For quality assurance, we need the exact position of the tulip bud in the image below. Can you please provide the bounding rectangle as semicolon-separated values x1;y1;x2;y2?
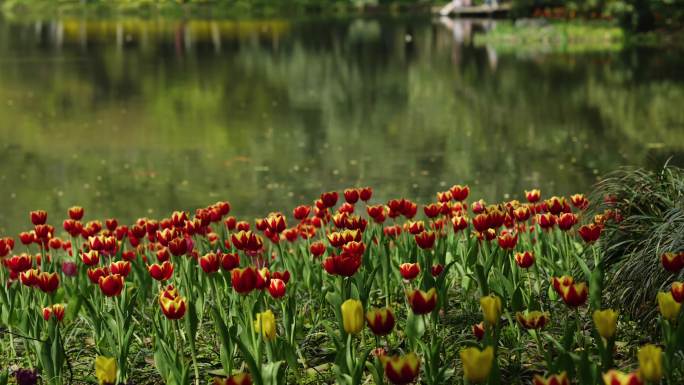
592;309;618;339
268;278;286;299
516;310;549;330
533;372;569;385
341;299;364;335
671;281;684;303
460;346;494;383
365;307;395;336
472;322;485;340
254;310;276;341
657;291;681;322
381;352;420;385
638;344;662;382
480;294;502;325
94;356;117;385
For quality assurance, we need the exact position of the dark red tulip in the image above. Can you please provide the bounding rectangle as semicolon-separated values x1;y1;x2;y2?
109;261;131;277
30;210;47;225
431;264;444;277
323;252;362;277
578;224;601;243
449;185;469;201
199;252;220;274
268;278;286;298
220;252;240;271
148;261;174;281
320;191;339;208
310;241;326;257
293;205;311;220
38;272;60;293
68;206;84;221
344;188;360;204
99;274;124;297
359;187;373;202
414;231;435;249
231;267;257;294
399;263;420;280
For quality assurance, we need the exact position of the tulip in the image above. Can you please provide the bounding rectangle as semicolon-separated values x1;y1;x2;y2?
219;251;240;271
109;261;131;277
231;267;257;294
399;262;420;280
320;191;339;208
99;274;124;297
159;288;187;320
148;261;174;281
545;196;566;215
671;281;684;303
20;268;40;287
497;231;518;250
37;272;60;293
551;275;574;295
557;213;577;231
213;373;253;385
30;210;47;225
657;291;681;321
341;299;364;335
592;309;618;339
601;370;642;385
68;206;84;220
365;307;395;336
514;251;535;268
513;206;531;222
480;294;502;325
661;252;684;273
5;253;32;273
637;344;662;382
81;250;100;266
537;213;556;230
460;346;494;383
578;224;602;243
268;278;286;298
254;310;276;341
472;322;485;340
472;213;490;233
94;356;117;385
310;241;326;257
406;288;437;315
450;184;469;201
431;263;444;277
516;310;549;329
525;189;541;203
561;282;588;307
570;194;589;210
43;304;66;322
88;267;108;284
14;368;38;385
359;187;372;201
168;237;189;256
533;372;569;385
200;252;221;274
381;352;420;385
323;252;362;277
414;230;436;249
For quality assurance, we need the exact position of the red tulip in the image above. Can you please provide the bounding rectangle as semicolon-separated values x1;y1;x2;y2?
344;188;360;204
199;252;220;274
449;185;469;201
406;221;425;235
365;307;395;336
537;213;556;230
533;372;569;385
381;353;421;385
19;231;35;245
42;304;65;322
557;213;577;231
525;189;541;203
423;203;441;218
560;282;588;307
293;205;311;220
268;278;286;298
570;194;589;210
109;261;131;278
5;253;32;273
19;268;40;287
452;215;468;232
220;252;240;271
497;231;518;250
99;274;124;297
671;282;684;303
399;263;420;280
81;250;100;266
231;267;257;294
472;322;485;340
323;252;362;277
359;187;373;202
310;241;326;258
431;264;444;277
38;272;60;293
87;267;108;284
383;225;402;238
159;286;186;320
406;288;437;314
255;268;271;289
551;275;574;295
168;237;189;256
148;261;174;281
231;231;263;252
578;224;602;243
601;370;643;385
514;251;535;268
61;261;77;277
214;373;252;385
661;252;684;273
30;210;47;225
414;231;436;249
265;214;287;234
320;191;339;208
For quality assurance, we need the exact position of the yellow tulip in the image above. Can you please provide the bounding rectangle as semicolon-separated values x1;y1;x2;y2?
592;309;618;339
94;356;117;385
460;346;494;383
480;294;502;325
341;299;364;335
657;292;681;322
254;310;276;341
638;344;662;382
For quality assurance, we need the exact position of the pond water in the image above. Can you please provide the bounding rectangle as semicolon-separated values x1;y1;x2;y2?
0;16;682;234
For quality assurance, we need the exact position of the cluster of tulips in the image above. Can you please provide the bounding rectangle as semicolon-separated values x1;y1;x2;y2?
0;184;682;385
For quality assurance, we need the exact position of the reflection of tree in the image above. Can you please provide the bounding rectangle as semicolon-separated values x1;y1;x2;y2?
0;18;681;234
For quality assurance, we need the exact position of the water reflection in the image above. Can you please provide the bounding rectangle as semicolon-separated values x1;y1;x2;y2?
0;16;681;234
